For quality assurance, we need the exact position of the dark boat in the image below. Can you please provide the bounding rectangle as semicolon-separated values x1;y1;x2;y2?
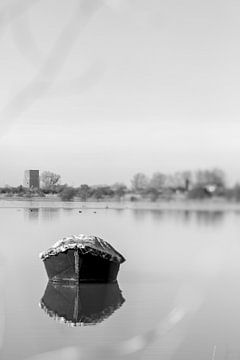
39;234;125;283
40;281;125;326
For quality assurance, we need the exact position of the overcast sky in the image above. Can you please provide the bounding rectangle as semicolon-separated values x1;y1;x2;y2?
0;0;240;186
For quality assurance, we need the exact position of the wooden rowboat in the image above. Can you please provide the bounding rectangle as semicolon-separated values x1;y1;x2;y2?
39;234;125;283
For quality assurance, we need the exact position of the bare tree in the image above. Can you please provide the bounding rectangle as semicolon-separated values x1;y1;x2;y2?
172;171;192;190
40;171;61;189
111;183;127;199
77;184;91;201
131;173;149;192
195;168;225;187
149;172;166;190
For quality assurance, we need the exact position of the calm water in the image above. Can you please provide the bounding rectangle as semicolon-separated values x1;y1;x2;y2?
1;203;240;360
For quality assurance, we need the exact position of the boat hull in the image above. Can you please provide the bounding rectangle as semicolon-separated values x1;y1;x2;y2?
43;249;120;283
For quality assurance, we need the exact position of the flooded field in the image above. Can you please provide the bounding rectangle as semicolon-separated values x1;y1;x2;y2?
0;202;240;360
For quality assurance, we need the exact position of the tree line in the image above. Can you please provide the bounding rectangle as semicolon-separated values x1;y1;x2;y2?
1;168;240;201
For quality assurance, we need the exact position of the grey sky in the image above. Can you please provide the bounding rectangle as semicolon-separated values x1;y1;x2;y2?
0;0;239;186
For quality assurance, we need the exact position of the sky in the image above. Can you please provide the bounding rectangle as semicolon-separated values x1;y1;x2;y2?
0;0;240;186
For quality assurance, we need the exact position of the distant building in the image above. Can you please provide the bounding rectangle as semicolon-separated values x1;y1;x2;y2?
24;170;40;189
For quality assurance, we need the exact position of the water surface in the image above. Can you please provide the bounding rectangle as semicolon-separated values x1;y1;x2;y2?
0;203;240;360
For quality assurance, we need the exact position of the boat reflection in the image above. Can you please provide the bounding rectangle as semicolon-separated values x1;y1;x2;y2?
30;279;203;360
40;281;125;326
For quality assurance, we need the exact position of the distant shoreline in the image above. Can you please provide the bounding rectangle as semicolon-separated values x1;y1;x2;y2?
0;197;240;211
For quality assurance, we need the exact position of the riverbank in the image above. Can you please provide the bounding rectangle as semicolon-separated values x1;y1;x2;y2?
0;197;240;211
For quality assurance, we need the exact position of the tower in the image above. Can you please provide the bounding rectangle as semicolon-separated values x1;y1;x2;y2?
24;170;40;189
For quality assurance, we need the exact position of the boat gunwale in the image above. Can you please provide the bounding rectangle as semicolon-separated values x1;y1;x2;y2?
39;234;125;264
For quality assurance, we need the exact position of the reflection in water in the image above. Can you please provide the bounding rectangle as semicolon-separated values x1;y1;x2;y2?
131;209;148;221
40;282;125;326
195;211;224;225
24;208;39;221
29;279;204;360
62;208;74;215
149;210;165;221
173;210;192;223
112;209;125;216
132;208;225;226
41;208;60;221
2;207;240;360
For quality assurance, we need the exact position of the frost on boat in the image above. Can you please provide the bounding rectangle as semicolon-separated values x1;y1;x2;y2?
39;234;125;283
40;281;125;326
